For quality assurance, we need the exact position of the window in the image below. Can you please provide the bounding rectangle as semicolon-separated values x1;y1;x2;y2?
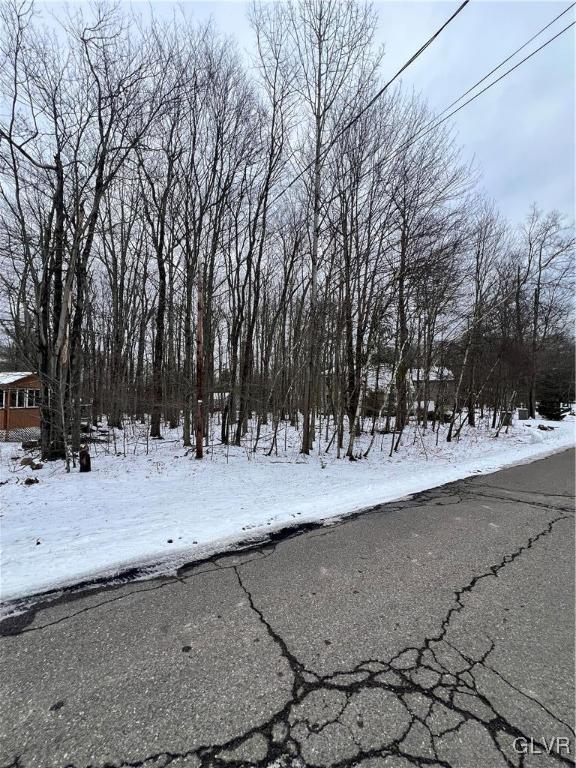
4;387;40;408
27;389;40;408
10;390;27;408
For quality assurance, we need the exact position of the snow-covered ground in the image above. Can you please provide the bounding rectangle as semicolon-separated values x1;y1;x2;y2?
1;413;574;608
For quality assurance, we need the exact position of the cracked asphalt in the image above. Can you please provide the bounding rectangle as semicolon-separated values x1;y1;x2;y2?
0;449;574;768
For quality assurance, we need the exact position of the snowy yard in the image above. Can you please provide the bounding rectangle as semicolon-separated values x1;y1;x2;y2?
1;414;574;608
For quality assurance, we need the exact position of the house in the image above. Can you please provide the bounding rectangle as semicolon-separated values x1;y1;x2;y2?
363;365;455;417
0;372;41;439
409;367;455;410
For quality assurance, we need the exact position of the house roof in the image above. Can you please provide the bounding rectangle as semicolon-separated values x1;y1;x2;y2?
365;366;454;391
410;367;454;382
0;371;35;386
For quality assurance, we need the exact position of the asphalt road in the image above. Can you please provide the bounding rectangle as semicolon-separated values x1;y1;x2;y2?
1;449;575;768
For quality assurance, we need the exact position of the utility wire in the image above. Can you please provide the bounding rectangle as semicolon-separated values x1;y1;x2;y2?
431;3;574;126
325;11;576;206
423;21;575;142
268;0;471;207
324;0;472;155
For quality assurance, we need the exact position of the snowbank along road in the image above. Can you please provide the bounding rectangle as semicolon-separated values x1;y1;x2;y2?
1;416;574;604
0;449;574;768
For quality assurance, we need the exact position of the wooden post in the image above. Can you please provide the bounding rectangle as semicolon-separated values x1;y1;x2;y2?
4;388;10;442
195;259;204;460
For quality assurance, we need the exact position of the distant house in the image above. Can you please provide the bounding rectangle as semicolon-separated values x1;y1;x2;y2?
363;365;454;417
409;367;455;410
0;372;41;439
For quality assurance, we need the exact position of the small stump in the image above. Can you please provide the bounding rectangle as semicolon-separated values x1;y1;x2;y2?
79;446;91;473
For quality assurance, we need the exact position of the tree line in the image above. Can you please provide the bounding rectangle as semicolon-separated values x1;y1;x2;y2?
0;0;574;463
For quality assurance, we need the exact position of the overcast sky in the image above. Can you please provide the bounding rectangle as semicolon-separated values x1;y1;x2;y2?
43;0;575;225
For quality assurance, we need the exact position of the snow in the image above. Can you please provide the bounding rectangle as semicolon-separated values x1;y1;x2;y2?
410;367;453;382
0;371;34;386
1;414;574;609
364;366;453;392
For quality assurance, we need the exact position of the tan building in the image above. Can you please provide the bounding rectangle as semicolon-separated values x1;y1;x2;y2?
0;372;41;439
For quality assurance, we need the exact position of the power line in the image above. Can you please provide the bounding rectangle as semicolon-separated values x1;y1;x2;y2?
268;0;471;207
410;20;575;151
432;3;575;125
328;0;472;153
0;0;473;249
325;9;575;206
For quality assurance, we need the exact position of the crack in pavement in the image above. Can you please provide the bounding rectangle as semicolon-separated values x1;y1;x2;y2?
467;481;576;500
0;484;478;638
5;510;572;768
417;512;571;649
0;548;276;638
462;488;575;515
7;463;564;640
483;662;575;736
